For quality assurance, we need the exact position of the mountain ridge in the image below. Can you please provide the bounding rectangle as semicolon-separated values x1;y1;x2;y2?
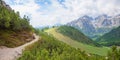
67;14;120;39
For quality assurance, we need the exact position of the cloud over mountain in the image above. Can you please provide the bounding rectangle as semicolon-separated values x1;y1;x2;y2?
4;0;120;27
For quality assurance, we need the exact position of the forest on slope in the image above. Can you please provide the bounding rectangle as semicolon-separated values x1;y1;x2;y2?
96;26;120;46
0;0;34;47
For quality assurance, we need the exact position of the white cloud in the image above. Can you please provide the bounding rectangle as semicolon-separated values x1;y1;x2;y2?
4;0;120;27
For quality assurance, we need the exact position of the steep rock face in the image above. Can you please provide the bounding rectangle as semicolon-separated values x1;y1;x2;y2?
94;14;120;28
112;15;120;26
67;15;95;35
67;14;120;39
0;0;12;10
94;15;111;28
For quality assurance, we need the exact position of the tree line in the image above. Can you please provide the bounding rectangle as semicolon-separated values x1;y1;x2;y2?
0;2;32;31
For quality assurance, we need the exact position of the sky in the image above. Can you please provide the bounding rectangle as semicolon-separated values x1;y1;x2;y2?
4;0;120;27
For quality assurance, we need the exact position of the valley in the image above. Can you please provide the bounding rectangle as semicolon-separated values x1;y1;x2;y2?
45;27;110;56
97;26;120;46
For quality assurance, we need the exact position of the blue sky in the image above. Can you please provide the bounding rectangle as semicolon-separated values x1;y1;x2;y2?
4;0;120;27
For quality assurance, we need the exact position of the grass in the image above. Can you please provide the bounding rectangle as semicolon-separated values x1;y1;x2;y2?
57;26;97;46
0;30;34;47
96;26;120;46
18;31;106;60
45;28;110;56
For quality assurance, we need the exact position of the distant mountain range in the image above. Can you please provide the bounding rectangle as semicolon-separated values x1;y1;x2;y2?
67;14;120;40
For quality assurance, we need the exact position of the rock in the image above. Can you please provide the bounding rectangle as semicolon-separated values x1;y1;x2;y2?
0;0;12;10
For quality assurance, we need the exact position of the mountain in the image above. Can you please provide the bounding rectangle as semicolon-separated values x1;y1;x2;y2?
96;26;120;46
94;14;120;28
67;14;120;40
0;0;34;47
56;26;98;46
67;15;95;35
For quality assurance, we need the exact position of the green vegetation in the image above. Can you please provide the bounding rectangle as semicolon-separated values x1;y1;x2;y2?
0;2;33;31
18;31;100;60
18;30;120;60
57;26;98;46
0;30;34;47
107;46;120;60
90;27;112;40
45;28;110;56
1;1;120;59
96;26;120;46
0;0;34;47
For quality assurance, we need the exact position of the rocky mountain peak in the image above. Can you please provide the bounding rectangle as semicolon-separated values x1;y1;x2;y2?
82;15;93;20
67;14;120;39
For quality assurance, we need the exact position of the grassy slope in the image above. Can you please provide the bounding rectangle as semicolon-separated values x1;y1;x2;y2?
18;31;107;60
57;26;96;46
0;30;34;47
96;26;120;46
45;28;110;56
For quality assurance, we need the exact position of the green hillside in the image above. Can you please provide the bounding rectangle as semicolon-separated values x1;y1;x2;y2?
19;30;120;60
19;31;95;60
57;26;98;46
96;26;120;46
45;27;110;56
0;0;33;47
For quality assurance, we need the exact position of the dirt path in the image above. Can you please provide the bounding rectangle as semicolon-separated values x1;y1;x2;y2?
0;34;39;60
